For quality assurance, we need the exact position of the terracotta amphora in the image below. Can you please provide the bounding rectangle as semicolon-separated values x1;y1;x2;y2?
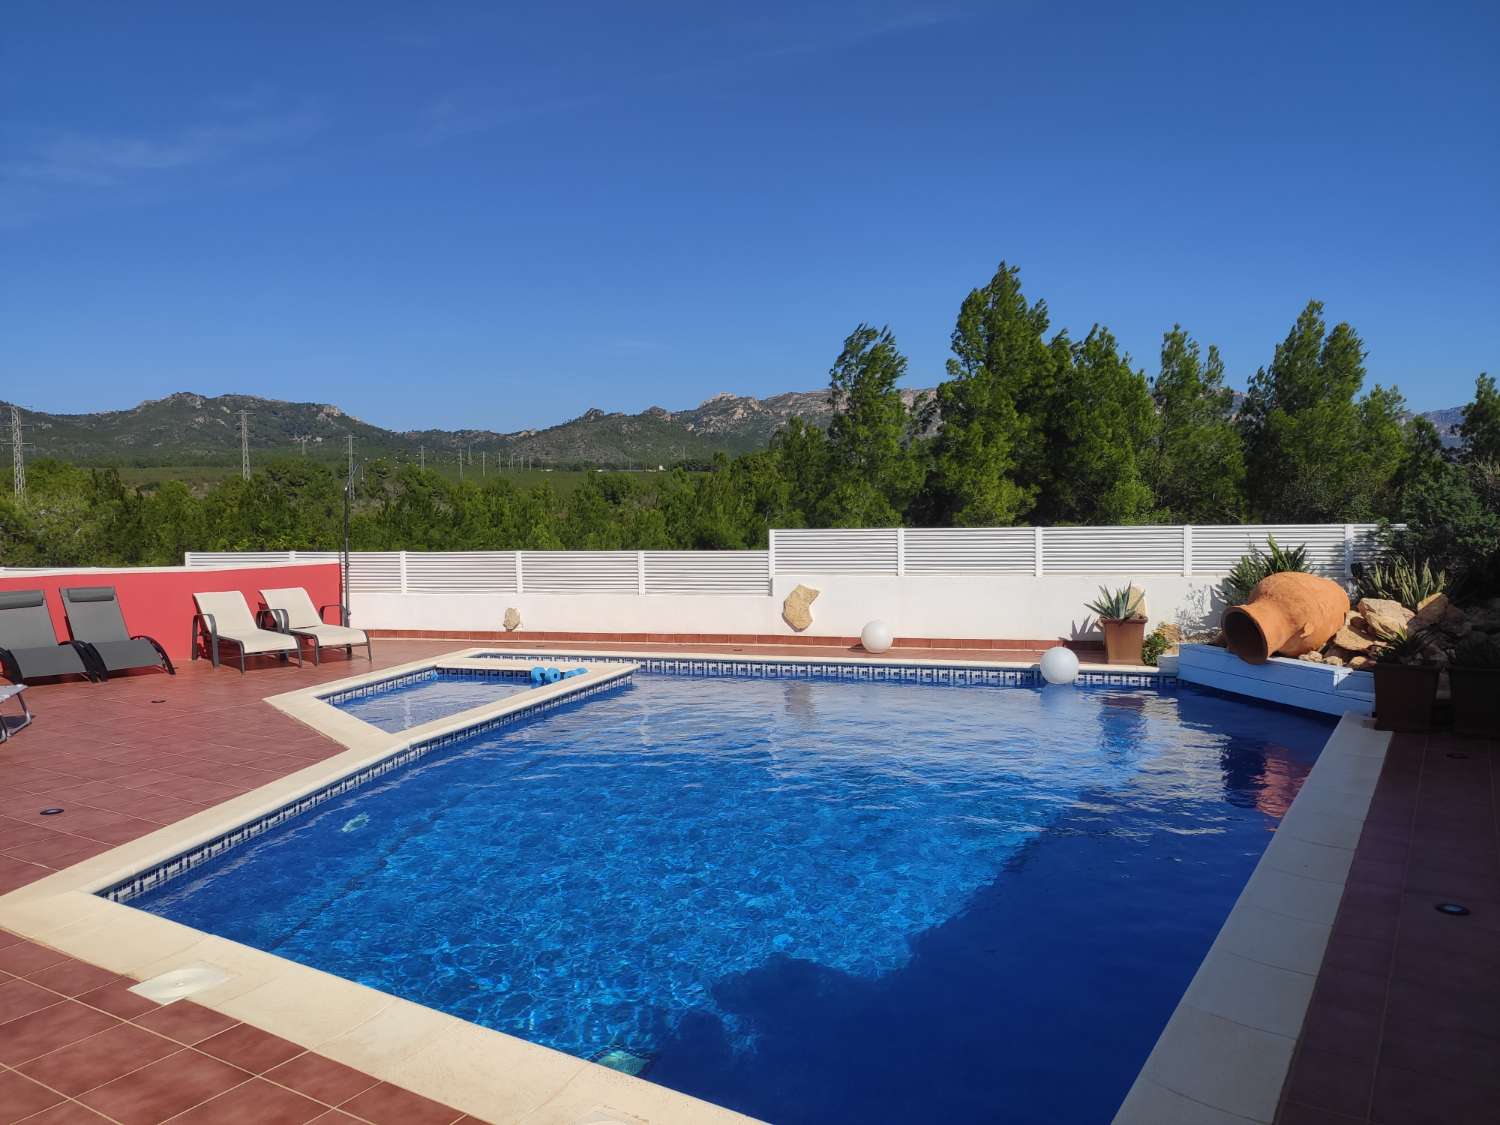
1223;572;1350;664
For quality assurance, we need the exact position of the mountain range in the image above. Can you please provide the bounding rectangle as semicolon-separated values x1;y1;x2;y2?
0;389;1465;470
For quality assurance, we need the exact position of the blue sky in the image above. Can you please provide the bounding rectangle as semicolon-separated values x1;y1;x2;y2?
2;2;1495;429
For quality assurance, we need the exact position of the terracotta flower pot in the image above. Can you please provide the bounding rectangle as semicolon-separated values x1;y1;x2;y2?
1101;618;1146;665
1222;572;1349;664
1449;666;1500;738
1373;664;1440;733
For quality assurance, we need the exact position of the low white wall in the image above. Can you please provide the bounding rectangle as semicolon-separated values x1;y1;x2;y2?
351;573;1230;641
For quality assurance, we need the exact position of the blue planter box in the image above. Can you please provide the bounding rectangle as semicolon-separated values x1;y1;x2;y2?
1177;643;1374;717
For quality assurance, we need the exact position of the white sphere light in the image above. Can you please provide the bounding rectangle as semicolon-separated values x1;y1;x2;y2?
861;620;893;654
1039;646;1080;685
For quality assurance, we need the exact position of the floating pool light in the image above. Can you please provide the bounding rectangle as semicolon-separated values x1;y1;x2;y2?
1040;646;1080;685
861;620;893;654
1435;902;1471;916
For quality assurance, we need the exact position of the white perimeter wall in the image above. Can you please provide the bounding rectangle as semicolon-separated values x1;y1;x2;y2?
351;573;1230;641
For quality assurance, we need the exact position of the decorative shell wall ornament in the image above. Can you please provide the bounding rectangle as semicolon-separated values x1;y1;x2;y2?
781;584;820;632
502;607;522;632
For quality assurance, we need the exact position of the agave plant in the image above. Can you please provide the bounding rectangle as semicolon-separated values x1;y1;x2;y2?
1085;583;1146;623
1352;554;1447;611
1223;535;1310;604
1371;627;1439;667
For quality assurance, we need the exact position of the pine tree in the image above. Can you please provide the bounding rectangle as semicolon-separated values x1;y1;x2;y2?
1239;301;1404;521
821;324;921;527
921;262;1052;525
1458;373;1500;463
1145;326;1245;522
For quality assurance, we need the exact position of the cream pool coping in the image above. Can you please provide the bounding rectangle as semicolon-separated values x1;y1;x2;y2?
1112;713;1393;1125
0;651;759;1125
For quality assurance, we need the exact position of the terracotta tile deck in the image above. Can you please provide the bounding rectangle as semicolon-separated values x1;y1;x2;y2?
1275;727;1500;1125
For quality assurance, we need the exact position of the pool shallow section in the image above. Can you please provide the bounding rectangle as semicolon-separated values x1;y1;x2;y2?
122;661;1335;1125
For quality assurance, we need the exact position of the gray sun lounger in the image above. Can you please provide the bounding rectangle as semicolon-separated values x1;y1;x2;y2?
0;684;33;743
0;590;97;683
61;586;175;679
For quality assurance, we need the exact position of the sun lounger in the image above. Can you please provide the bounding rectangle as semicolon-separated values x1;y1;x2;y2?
191;591;302;673
61;586;174;679
259;587;372;665
0;684;32;743
0;590;98;683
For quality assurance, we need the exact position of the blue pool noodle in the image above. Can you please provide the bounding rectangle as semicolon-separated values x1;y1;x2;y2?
530;666;546;684
544;666;562;684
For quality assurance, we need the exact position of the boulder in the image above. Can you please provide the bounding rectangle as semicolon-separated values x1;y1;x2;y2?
1158;622;1183;644
1355;598;1413;639
502;607;522;632
782;584;820;632
1298;651;1325;663
1322;650;1346;666
1331;618;1379;653
1126;585;1147;619
1410;593;1468;637
1349;655;1374;670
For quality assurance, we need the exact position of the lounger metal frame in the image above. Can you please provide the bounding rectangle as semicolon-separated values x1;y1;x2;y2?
262;602;373;666
190;612;303;674
0;684;33;743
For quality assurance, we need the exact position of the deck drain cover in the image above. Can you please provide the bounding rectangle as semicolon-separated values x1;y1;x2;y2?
1435;902;1471;916
129;963;232;1003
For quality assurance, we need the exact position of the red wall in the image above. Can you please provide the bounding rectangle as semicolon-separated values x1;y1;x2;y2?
0;563;341;664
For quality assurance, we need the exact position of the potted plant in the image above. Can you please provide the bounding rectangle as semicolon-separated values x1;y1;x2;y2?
1086;584;1147;665
1449;633;1500;738
1371;628;1441;733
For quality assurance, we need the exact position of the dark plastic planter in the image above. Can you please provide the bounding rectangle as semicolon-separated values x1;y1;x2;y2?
1101;618;1146;666
1373;664;1440;733
1449;666;1500;739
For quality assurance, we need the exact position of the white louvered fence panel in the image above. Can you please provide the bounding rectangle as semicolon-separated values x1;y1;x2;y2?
342;552;403;593
520;551;640;593
1041;526;1186;574
405;552;517;594
903;528;1036;574
643;551;769;595
772;528;900;574
184;551;297;566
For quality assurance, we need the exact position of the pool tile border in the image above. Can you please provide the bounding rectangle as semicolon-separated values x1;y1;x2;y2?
476;649;1176;687
98;672;632;904
318;662;535;705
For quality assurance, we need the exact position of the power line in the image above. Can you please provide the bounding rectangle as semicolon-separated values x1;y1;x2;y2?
236;410;253;480
4;405;31;501
294;436;310;456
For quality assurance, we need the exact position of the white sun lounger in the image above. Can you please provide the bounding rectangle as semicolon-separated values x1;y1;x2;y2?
191;591;302;673
259;587;372;665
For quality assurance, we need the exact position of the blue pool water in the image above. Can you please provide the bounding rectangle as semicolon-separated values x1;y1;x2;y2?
330;671;527;732
134;674;1333;1123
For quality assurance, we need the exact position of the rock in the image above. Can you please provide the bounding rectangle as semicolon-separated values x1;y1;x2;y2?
1410;592;1466;636
1298;651;1325;663
1322;650;1346;666
502;607;521;632
1158;622;1183;644
1332;619;1380;653
782;584;820;632
1416;592;1443;612
1126;585;1147;619
1349;655;1374;670
1355;598;1414;640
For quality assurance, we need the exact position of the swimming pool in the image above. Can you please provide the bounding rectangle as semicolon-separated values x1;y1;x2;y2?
328;669;530;732
131;672;1332;1123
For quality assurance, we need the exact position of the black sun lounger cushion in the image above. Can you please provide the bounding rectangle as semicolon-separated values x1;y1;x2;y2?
61;586;172;676
0;589;92;681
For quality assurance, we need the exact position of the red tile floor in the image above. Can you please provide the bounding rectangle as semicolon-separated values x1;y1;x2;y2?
4;641;1494;1123
1275;728;1500;1125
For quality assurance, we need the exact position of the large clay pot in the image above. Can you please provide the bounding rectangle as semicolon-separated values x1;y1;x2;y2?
1222;572;1349;664
1101;618;1147;665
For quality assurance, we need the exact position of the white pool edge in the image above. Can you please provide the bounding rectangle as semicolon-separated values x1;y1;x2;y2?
1112;713;1392;1124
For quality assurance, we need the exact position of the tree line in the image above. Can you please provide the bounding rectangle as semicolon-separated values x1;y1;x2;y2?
3;263;1496;595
